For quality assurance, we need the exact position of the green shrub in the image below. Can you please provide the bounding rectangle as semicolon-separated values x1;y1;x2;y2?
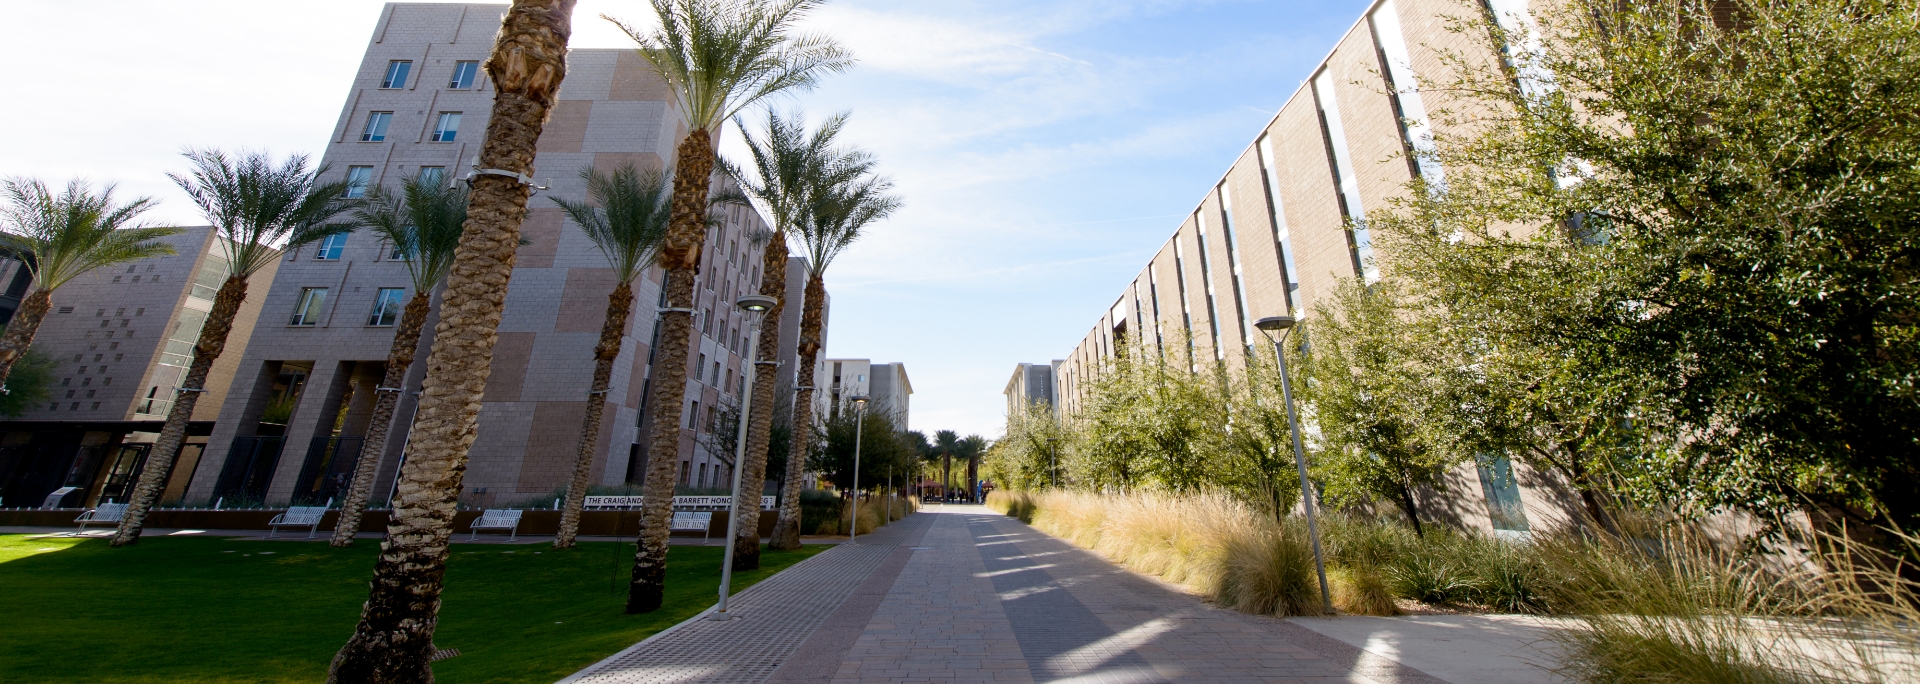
1213;520;1326;617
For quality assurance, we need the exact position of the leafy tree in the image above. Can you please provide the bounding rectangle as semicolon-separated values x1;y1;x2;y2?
0;347;54;417
114;150;351;548
609;0;851;611
0;178;176;387
331;1;577;677
811;405;911;494
1299;280;1459;536
328;176;468;547
1375;0;1920;533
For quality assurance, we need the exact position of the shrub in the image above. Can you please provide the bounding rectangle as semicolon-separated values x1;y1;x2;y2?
1329;566;1398;616
1216;522;1326;617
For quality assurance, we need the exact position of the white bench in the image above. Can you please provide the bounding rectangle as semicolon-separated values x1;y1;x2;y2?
671;511;714;541
268;503;332;539
468;509;523;541
73;503;128;534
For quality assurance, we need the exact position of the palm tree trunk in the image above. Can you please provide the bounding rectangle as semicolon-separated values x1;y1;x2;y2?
555;282;634;549
0;288;52;388
328;3;572;680
770;273;826;550
111;276;248;546
329;293;431;548
628;127;716;613
730;237;787;570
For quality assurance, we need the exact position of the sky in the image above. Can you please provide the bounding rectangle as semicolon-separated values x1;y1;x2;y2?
0;0;1373;438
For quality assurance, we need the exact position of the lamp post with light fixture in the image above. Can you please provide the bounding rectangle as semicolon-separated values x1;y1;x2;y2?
847;395;869;544
1254;314;1333;615
711;294;777;621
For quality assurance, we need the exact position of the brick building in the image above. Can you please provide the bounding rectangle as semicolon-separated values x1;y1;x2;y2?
1052;0;1569;535
178;3;820;508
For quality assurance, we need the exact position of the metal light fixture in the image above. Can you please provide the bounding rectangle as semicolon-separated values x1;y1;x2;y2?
711;293;778;621
848;395;869;544
1254;314;1333;615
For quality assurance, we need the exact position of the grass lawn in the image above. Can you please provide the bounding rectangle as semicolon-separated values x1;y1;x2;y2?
0;534;825;683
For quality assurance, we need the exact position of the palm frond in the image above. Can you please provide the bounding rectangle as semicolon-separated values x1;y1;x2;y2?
732;109;876;257
798;173;900;275
354;178;469;292
552;164;674;282
605;0;853;133
0;177;178;292
169;148;356;279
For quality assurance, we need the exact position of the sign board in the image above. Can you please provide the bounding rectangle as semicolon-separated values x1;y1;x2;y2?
583;495;775;511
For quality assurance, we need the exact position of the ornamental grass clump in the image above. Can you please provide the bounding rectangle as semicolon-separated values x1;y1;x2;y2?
1215;519;1327;617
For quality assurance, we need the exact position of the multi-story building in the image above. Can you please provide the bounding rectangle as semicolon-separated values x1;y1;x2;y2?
0;227;278;508
1002;361;1059;418
822;359;910;429
1053;0;1566;535
179;3;816;508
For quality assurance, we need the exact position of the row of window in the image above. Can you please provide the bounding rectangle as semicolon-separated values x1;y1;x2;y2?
382;59;480;90
344;165;445;199
360;110;461;143
289;287;408;327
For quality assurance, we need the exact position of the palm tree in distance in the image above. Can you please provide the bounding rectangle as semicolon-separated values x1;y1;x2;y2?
112;150;352;547
769;169;901;549
327;177;469;547
548;165;673;549
727;109;876;570
0;179;178;388
606;0;851;613
960;434;988;502
933;429;958;500
330;1;578;678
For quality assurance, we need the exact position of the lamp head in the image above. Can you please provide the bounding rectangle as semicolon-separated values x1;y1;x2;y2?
736;294;777;314
851;395;869;411
1254;315;1296;332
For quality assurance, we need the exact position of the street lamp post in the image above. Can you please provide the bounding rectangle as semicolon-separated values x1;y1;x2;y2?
712;294;777;622
1047;436;1058;490
848;395;869;544
1254;315;1333;615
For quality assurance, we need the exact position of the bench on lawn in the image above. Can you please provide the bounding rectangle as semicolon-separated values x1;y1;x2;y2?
671;511;714;541
268;502;332;539
468;509;523;542
73;503;128;534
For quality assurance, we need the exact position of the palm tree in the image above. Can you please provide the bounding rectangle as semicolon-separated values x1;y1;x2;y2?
933;429;958;499
549;165;672;549
112;150;352;547
327;177;468;547
960;434;988;502
0;179;177;389
329;2;577;679
769;172;900;549
726;110;875;570
606;0;850;614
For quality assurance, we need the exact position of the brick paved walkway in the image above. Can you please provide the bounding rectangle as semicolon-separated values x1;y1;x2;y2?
563;506;1442;683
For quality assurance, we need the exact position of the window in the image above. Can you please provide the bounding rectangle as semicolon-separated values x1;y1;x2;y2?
1477;455;1532;533
345;166;374;198
290;287;329;326
449;61;479;88
368;288;406;326
417;166;445;188
381;60;412;89
688;400;699;429
431;112;461;142
389;238;412;261
315;233;348;260
361;112;393;142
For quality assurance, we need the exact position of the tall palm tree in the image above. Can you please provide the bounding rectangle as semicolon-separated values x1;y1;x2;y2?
329;2;577;679
112;151;352;547
328;177;468;547
726;110;875;570
0;179;177;388
549;164;672;549
606;0;850;614
769;172;900;549
933;429;958;499
960;434;988;501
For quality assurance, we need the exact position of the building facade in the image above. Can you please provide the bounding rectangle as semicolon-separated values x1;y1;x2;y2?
1002;361;1059;419
0;227;278;508
180;3;816;508
822;358;910;429
1052;0;1574;535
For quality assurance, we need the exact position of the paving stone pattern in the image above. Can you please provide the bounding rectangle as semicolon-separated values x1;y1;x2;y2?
565;507;1444;683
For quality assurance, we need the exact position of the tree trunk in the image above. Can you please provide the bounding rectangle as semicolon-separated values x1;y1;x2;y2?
328;3;571;681
0;288;52;388
731;237;788;570
112;276;248;546
1397;481;1425;537
330;293;432;547
628;126;718;613
555;282;634;549
1564;448;1620;536
770;273;826;550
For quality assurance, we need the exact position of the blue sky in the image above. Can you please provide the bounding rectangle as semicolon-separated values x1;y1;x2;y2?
0;0;1373;438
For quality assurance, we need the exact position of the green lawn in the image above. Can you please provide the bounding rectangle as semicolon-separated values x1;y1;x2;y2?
0;534;825;683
